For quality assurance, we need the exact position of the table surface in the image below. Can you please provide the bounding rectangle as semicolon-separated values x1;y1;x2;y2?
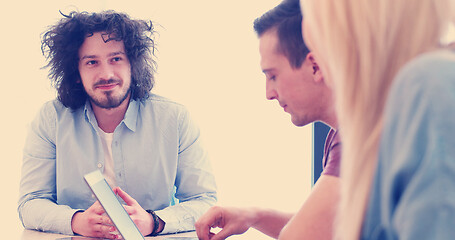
21;229;198;240
20;228;274;240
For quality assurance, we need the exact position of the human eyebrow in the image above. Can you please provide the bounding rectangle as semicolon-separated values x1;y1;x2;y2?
262;68;275;74
262;69;276;81
80;55;97;61
108;51;126;57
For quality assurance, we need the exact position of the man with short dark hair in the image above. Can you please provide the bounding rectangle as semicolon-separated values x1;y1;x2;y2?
18;10;217;239
195;0;340;239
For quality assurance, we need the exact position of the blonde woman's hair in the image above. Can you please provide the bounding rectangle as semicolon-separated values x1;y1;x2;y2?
301;0;454;239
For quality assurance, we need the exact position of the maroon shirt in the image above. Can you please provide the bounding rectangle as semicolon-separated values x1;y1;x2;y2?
321;128;341;177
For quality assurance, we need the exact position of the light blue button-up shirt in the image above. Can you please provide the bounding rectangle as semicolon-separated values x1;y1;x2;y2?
361;49;455;239
18;94;217;235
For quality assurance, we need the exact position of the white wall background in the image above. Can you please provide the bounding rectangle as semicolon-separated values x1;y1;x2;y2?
0;1;312;238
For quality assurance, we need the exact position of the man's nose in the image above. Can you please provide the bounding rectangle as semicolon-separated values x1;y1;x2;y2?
266;81;277;100
98;63;115;80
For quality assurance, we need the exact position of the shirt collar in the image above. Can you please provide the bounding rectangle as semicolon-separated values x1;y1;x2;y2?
83;99;139;133
123;99;138;132
83;101;97;128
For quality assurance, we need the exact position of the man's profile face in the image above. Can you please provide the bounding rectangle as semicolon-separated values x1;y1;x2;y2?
78;32;132;109
259;29;321;127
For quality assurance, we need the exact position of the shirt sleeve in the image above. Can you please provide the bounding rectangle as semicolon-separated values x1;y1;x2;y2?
321;129;341;177
18;101;81;235
378;53;455;240
155;108;217;234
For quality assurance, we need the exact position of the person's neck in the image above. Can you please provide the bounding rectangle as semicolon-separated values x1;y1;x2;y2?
320;103;338;129
91;96;131;133
321;114;338;130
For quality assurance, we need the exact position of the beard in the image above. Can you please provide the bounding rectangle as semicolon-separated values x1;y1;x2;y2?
88;79;132;109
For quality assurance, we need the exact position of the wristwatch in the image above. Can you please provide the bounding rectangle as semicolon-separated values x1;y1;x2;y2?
146;209;160;236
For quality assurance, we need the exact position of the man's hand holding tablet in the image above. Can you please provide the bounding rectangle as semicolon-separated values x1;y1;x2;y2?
83;170;145;240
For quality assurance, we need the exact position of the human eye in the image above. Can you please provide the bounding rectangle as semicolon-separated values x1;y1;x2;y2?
266;74;276;81
111;56;123;63
263;70;276;82
86;60;97;66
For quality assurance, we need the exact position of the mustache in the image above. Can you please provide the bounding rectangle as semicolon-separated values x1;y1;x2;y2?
93;79;121;87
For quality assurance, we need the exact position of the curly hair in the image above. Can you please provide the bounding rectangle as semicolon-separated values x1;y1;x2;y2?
41;10;157;110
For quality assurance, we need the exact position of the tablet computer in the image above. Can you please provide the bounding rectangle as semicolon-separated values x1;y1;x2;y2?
84;170;145;240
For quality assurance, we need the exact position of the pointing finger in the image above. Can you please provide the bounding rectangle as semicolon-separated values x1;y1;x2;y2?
114;187;137;206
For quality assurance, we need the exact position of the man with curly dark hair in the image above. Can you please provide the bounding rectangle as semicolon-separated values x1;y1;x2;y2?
18;10;217;239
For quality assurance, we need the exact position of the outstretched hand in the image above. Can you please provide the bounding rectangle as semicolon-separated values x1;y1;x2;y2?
195;206;256;240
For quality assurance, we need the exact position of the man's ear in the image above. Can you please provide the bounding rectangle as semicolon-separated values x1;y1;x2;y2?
306;52;324;83
76;74;82;83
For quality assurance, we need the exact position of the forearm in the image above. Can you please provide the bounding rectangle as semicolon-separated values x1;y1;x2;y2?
19;198;82;235
155;194;216;234
279;175;340;240
249;208;294;239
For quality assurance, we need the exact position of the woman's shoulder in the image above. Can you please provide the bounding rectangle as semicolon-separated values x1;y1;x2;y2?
389;48;455;102
396;48;455;86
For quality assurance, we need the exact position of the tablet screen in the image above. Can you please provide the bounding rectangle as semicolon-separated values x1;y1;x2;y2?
84;170;144;240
